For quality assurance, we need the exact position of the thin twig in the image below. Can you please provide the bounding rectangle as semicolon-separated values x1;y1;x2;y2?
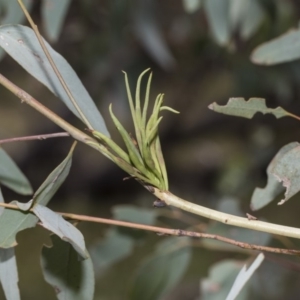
0;73;111;155
0;132;70;144
17;0;93;130
0;202;299;256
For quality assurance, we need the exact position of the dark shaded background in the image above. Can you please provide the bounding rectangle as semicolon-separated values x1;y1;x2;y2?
1;0;300;299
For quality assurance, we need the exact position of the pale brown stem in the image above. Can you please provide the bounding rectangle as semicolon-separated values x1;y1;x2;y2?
0;132;69;144
0;202;298;256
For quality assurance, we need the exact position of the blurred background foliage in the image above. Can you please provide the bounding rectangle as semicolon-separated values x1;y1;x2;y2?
2;0;300;299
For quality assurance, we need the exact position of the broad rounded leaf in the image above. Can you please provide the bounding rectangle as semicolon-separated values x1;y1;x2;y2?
208;98;290;119
0;148;32;195
41;235;94;300
33;204;87;259
0;25;109;136
130;237;191;300
0;248;20;300
42;0;71;42
251;28;300;65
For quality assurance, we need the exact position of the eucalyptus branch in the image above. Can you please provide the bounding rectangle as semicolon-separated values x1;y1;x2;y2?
17;0;93;130
0;132;69;144
0;202;298;256
2;71;300;245
153;189;300;240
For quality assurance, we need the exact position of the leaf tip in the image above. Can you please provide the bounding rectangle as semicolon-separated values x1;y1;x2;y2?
208;103;216;110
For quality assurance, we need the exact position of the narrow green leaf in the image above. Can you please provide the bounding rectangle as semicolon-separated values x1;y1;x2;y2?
41;235;94;300
0;143;75;248
201;260;249;300
135;69;151;149
250;143;297;211
109;105;148;174
123;71;137;130
130;237;191;300
154;138;168;190
142;72;153;129
0;248;20;300
251;28;300;65
146;94;164;141
41;0;71;42
159;106;180;114
91;130;130;164
0;25;109;136
33;204;88;259
226;254;264;300
0;147;33;195
89;228;134;275
147;116;163;145
208;98;291;119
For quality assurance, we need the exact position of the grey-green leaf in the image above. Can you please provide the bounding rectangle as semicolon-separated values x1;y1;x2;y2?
89;228;134;275
204;0;230;46
112;205;157;225
0;201;37;248
0;247;20;300
0;0;33;61
0;25;109;136
208;98;290;119
33;204;87;259
0;144;74;248
130;237;191;300
42;0;71;42
226;253;264;300
182;0;202;14
0;147;33;195
229;0;265;40
32;142;75;206
270;142;300;205
250;143;297;211
41;235;94;300
251;28;300;65
201;260;249;300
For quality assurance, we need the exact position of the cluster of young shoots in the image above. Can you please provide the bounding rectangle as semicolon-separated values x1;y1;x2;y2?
88;69;179;191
